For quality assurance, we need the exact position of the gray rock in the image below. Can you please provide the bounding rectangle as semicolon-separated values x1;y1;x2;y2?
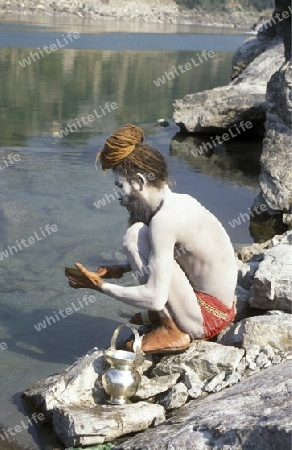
53;401;165;447
261;344;275;359
217;314;292;353
173;41;284;134
246;344;261;363
236;240;270;263
252;241;292;312
236;356;247;375
157;383;188;410
231;35;271;79
184;371;204;399
204;371;226;393
272;354;282;365
255;352;269;368
259;63;292;217
22;348;106;415
135;373;180;400
173;84;266;134
153;341;244;381
222;371;242;388
234;284;251;321
115;361;292;450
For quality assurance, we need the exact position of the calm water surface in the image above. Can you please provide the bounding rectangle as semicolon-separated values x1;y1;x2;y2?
0;18;261;449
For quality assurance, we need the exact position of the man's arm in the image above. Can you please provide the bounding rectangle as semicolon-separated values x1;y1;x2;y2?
101;215;176;310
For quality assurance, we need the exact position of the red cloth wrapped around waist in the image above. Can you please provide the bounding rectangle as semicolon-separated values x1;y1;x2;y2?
195;290;235;339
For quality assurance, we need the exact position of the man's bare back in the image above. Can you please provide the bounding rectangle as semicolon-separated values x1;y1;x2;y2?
153;190;238;307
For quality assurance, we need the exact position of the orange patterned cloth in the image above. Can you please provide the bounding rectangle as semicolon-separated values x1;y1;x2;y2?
195;290;235;339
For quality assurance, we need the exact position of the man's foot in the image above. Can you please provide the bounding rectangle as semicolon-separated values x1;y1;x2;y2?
126;317;190;354
129;310;160;326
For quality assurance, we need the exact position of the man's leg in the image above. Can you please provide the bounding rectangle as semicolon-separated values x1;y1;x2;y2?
123;223;205;353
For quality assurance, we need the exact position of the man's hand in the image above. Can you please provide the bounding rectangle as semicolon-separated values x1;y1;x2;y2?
65;263;104;292
95;265;126;279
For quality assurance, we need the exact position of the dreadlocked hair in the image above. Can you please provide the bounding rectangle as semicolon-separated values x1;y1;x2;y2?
96;124;169;188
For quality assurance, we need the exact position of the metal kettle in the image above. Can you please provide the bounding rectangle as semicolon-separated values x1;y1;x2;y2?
102;324;145;405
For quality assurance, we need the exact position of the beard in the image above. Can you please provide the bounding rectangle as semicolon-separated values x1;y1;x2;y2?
119;190;154;226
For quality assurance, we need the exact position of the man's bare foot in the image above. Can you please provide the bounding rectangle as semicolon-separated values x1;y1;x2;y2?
129;310;160;326
126;317;190;354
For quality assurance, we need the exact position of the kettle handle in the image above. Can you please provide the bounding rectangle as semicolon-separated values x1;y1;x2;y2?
110;324;143;359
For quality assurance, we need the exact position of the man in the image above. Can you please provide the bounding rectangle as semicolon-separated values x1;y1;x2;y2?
65;124;238;354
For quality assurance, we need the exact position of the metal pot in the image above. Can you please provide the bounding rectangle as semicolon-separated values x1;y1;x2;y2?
102;324;145;405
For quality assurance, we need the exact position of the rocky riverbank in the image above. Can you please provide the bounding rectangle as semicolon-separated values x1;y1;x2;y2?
0;0;270;28
22;231;292;449
173;9;292;225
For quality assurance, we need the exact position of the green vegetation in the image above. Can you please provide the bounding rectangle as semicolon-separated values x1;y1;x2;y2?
66;444;114;450
174;0;274;11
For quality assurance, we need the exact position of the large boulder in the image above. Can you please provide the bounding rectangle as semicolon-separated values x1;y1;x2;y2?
252;238;292;311
257;63;292;221
172;39;284;134
235;231;292;315
53;402;165;447
217;312;292;354
22;348;107;415
115;361;292;450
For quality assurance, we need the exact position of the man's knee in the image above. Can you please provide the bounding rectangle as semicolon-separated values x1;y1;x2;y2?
123;222;149;254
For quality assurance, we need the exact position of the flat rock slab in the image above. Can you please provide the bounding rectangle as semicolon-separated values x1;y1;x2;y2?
53;402;165;447
115;361;292;450
173;84;266;133
22;348;106;414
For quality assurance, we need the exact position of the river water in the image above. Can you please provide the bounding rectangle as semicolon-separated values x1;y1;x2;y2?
0;17;263;449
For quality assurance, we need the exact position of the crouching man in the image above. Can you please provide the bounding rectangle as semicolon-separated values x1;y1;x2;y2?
65;124;238;354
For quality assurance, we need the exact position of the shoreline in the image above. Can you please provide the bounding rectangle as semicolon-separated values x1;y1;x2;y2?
0;3;271;30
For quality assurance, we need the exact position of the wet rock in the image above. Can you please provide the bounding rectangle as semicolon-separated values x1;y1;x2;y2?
53;402;165;447
115;361;292;450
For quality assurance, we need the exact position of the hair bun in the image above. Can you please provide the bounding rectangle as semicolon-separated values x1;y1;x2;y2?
97;124;144;170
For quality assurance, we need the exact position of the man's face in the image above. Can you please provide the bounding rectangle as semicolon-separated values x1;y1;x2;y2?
114;172;153;225
114;172;134;207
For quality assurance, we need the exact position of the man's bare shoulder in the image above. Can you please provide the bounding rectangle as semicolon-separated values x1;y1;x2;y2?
150;192;205;231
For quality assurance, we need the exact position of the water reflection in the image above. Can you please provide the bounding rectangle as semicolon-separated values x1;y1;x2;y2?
0;48;234;146
171;133;262;188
